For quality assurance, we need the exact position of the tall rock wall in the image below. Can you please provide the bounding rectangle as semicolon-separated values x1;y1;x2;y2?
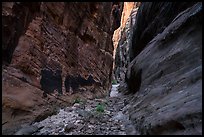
117;2;202;135
114;2;140;81
129;2;197;61
2;2;123;135
112;2;135;54
8;2;123;95
112;2;138;72
2;2;41;64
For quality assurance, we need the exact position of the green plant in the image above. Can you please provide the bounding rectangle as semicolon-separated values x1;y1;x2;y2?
112;79;117;85
96;103;105;113
74;98;81;104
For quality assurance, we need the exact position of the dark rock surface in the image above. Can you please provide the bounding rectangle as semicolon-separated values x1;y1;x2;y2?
64;74;98;93
40;68;62;95
130;2;196;61
114;2;197;82
2;2;41;64
117;2;202;135
14;125;43;135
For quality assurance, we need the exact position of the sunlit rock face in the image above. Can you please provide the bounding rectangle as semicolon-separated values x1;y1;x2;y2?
114;2;140;81
112;2;139;71
117;2;202;135
2;2;123;135
112;2;135;52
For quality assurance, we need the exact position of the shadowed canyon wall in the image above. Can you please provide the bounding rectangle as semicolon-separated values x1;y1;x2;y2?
2;2;123;134
115;2;202;135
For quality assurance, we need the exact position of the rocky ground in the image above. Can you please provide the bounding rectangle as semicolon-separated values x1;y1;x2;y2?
14;84;137;135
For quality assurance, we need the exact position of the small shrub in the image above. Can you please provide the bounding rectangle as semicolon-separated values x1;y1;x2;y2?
74;98;81;104
96;103;105;112
112;79;117;85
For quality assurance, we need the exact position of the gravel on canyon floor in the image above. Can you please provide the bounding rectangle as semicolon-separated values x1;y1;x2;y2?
26;84;137;135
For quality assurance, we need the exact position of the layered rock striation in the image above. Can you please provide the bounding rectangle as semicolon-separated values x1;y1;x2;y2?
2;2;123;135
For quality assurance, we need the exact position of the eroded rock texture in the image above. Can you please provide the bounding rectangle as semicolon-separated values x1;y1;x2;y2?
114;2;140;81
112;2;135;60
117;2;202;135
9;2;123;94
2;2;41;64
2;2;122;135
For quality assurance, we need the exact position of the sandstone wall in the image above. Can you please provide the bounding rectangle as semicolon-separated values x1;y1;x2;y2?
2;2;123;134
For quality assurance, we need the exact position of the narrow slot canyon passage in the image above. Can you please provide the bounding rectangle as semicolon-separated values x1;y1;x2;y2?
2;2;202;135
